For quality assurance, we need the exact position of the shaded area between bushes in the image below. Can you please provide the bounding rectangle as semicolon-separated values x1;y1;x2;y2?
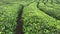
16;5;24;34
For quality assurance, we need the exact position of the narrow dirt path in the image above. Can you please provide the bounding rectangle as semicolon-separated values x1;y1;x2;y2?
16;5;24;34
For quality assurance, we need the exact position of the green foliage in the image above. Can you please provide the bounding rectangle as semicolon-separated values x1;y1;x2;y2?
38;2;60;20
0;0;60;34
22;2;60;34
0;3;22;34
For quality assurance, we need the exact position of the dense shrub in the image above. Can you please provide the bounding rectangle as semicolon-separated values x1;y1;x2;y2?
22;2;60;34
0;0;60;34
0;4;22;34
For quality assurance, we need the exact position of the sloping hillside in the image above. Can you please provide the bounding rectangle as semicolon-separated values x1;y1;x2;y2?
0;0;60;34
